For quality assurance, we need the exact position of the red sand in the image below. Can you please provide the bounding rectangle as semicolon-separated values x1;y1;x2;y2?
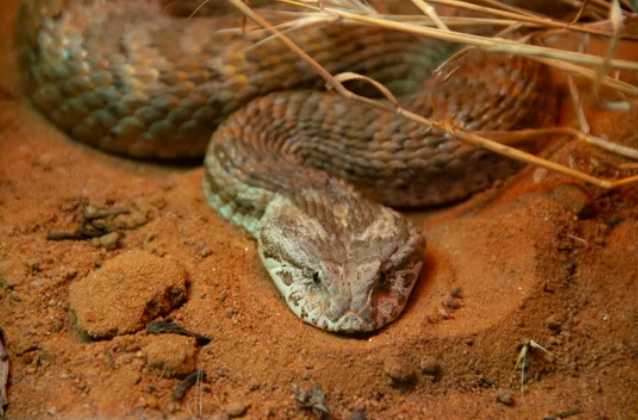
1;1;637;419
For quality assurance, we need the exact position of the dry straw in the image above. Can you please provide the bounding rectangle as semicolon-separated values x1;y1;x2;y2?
223;0;638;189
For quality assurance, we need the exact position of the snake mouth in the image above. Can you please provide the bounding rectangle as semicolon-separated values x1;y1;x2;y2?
320;289;376;333
329;312;370;333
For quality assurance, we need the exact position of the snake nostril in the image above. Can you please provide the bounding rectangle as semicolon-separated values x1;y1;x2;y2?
377;272;390;293
303;268;322;290
312;271;321;288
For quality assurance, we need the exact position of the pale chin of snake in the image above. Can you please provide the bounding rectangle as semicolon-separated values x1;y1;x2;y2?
17;0;557;334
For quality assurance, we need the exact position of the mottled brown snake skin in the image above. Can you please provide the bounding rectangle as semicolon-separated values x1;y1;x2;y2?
16;0;557;332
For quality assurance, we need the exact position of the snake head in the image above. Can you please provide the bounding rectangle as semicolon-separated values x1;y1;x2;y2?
257;191;426;333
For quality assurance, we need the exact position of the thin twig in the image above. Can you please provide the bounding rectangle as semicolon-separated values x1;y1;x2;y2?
541;407;582;420
398;0;629;37
277;0;629;38
567;75;591;134
410;0;450;31
0;329;8;417
562;62;636;97
569;0;591;25
188;0;210;19
481;126;638;161
173;370;207;401
475;0;542;18
592;0;623;102
321;8;638;71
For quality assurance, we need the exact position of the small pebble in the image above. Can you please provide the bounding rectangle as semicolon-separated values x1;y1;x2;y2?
99;232;120;251
350;409;366;420
605;216;623;227
561;260;576;275
545;314;563;330
419;357;440;376
383;358;414;385
126;344;140;352
22;352;35;364
438;308;449;320
144;395;159;409
225;401;247;418
495;389;513;406
167;401;179;413
443;295;460;309
198;243;212;257
34;153;54;171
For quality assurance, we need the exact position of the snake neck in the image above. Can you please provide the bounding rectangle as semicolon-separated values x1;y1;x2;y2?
203;139;427;333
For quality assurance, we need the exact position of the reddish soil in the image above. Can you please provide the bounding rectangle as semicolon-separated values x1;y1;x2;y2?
1;1;638;420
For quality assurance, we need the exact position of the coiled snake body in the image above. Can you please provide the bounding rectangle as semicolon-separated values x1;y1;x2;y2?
16;0;557;332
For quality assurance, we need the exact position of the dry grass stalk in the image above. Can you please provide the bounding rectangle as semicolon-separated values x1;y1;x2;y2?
410;0;450;30
282;0;638;38
223;0;638;189
567;74;592;134
322;8;638;70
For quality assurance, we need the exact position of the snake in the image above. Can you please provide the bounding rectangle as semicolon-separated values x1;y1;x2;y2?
15;0;557;333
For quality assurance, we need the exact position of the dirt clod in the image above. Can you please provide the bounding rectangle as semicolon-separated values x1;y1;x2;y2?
495;389;513;406
225;401;248;418
69;250;188;339
142;334;197;377
0;259;27;288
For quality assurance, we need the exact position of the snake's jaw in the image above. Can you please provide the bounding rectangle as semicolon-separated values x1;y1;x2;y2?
258;194;426;333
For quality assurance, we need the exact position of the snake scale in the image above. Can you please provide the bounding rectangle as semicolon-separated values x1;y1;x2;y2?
16;0;557;332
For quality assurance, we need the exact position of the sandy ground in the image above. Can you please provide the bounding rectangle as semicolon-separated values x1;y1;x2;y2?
1;1;638;420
